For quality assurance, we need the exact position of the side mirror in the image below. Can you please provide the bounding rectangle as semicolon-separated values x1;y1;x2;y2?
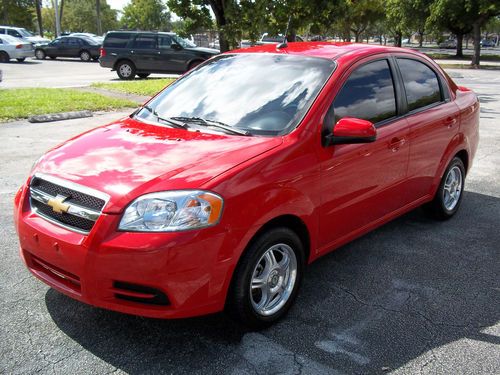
171;43;182;51
324;117;376;146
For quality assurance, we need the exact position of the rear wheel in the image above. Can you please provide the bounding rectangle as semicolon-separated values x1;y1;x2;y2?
92;56;99;61
16;58;26;62
226;227;305;328
0;51;10;63
79;50;91;62
137;73;150;79
424;157;465;220
116;60;136;80
35;49;46;60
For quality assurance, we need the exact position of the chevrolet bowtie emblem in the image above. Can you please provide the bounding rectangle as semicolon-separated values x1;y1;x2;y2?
47;194;70;214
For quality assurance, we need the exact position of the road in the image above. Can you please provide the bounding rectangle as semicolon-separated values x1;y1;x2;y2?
0;58;179;88
0;69;499;374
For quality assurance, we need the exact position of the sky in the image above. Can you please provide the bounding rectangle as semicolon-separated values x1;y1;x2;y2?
107;0;130;11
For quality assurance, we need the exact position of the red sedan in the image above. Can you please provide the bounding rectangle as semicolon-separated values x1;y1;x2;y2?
14;42;479;328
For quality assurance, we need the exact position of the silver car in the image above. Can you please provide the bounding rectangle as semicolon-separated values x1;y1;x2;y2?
0;35;34;62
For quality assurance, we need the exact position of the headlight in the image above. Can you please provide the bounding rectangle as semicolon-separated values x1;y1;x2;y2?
119;190;223;232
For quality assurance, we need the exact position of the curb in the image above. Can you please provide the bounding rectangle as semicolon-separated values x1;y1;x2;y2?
28;110;93;123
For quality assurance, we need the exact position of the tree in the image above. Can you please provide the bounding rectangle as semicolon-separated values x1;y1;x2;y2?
343;0;385;43
121;0;172;31
0;0;34;29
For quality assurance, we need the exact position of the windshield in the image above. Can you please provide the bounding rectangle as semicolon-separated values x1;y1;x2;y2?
18;28;34;37
136;54;335;135
173;35;197;48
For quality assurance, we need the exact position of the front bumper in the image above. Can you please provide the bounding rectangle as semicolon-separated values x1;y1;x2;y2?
14;183;241;319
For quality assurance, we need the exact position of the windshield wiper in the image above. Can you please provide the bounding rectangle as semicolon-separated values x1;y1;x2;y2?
170;116;251;136
142;106;188;130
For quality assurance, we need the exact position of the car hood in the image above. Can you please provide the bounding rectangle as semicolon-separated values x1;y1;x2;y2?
186;46;220;54
34;116;283;213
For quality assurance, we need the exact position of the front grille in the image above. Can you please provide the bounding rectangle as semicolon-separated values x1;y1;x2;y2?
31;176;105;211
29;174;109;234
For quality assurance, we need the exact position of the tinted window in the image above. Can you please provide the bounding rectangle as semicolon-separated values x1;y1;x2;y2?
68;38;80;46
398;59;441;111
0;28;5;33
330;59;396;126
137;54;335;135
104;33;131;48
7;29;21;38
132;35;156;49
158;35;173;49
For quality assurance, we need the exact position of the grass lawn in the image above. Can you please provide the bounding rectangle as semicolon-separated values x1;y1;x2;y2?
0;88;137;122
91;78;175;97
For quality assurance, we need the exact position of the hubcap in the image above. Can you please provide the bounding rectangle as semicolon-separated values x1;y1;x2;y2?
81;52;89;60
250;243;297;316
443;166;462;210
36;50;43;59
119;64;132;77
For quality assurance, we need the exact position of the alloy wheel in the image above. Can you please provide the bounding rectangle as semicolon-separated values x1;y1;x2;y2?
443;166;463;211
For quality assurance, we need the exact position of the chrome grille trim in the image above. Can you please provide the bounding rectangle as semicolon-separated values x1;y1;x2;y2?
29;173;110;235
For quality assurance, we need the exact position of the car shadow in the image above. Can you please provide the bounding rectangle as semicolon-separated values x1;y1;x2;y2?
45;191;500;374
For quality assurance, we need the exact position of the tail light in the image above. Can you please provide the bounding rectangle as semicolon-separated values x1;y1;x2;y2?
16;44;22;49
99;47;106;57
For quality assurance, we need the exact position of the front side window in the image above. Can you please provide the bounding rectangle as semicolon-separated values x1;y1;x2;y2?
328;59;397;128
158;35;173;49
136;54;335;135
172;35;196;48
398;58;442;111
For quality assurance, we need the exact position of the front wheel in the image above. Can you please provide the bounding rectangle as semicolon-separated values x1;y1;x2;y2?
16;58;26;62
35;49;45;60
424;157;465;220
116;60;136;80
226;227;305;328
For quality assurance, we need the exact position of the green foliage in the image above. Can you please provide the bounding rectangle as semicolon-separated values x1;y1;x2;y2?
0;0;35;30
41;0;118;34
121;0;172;31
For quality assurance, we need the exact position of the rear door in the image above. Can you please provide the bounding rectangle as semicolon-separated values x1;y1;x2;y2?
318;57;410;251
130;34;158;71
66;38;81;57
395;57;460;202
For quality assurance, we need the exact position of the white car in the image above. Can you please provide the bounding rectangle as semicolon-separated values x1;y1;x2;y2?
0;35;34;62
69;32;104;44
0;26;51;45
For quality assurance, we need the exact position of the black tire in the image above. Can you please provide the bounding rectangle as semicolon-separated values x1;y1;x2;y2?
16;58;26;62
92;56;99;61
424;157;465;220
35;49;46;60
116;60;136;80
79;50;91;62
49;56;56;60
0;51;10;63
226;227;305;329
137;73;150;79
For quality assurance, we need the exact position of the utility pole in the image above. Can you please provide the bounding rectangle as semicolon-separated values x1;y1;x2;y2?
54;0;61;37
96;0;102;35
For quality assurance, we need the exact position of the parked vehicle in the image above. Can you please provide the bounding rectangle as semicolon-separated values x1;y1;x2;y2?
15;42;479;328
480;39;496;48
0;35;34;63
70;32;104;44
0;26;50;45
260;33;304;44
99;31;220;79
35;36;101;61
439;39;457;49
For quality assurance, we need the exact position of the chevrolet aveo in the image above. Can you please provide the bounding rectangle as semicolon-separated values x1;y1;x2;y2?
14;43;479;328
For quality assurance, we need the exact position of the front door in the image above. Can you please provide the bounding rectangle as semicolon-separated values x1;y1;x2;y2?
318;58;410;251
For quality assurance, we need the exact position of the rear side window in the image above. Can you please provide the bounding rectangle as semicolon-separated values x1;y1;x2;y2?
329;59;397;126
132;35;156;49
104;33;131;48
398;58;442;111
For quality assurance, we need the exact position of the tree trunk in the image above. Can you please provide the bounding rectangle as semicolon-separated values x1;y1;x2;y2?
354;31;361;43
395;32;402;47
59;0;64;30
419;31;424;47
35;0;43;37
209;1;229;52
456;33;463;58
471;21;481;67
96;0;102;35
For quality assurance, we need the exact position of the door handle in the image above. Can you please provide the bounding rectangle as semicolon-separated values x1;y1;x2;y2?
388;137;405;152
130;50;134;54
444;117;457;128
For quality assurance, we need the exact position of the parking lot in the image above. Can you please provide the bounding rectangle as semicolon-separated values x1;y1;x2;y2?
0;67;499;374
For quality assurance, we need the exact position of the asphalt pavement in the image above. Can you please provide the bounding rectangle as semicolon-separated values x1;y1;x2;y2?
0;70;499;374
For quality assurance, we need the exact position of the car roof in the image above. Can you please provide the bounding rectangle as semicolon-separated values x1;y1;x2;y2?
230;42;421;61
107;31;175;36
